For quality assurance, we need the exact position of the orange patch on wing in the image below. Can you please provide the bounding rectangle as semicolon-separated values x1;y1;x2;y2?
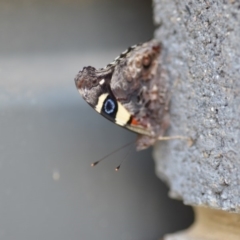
130;117;140;126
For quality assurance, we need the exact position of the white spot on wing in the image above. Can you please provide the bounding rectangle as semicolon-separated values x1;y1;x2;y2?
115;102;131;126
99;79;105;85
121;49;128;55
95;93;108;113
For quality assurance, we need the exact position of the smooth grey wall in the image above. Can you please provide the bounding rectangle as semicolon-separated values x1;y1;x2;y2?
0;1;193;240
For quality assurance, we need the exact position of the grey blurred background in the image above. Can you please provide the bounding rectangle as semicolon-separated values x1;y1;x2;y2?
0;0;193;239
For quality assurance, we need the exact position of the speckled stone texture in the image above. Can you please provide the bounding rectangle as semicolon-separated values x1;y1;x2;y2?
153;0;240;212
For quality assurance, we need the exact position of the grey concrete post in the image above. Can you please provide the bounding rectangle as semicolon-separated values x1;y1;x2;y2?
153;1;240;239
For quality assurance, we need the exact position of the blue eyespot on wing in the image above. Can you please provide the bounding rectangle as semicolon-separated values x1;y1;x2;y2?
104;98;116;114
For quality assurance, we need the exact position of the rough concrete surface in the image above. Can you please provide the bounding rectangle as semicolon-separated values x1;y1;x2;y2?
0;1;194;239
153;0;240;212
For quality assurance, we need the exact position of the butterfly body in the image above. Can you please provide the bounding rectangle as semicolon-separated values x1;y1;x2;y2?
75;40;170;150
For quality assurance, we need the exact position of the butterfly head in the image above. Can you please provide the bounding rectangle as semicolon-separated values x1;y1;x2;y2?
75;66;112;108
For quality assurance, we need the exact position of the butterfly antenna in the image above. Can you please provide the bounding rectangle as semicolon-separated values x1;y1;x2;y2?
115;145;133;172
91;141;134;167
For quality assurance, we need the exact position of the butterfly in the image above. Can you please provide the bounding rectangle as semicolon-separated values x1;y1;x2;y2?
74;40;185;151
